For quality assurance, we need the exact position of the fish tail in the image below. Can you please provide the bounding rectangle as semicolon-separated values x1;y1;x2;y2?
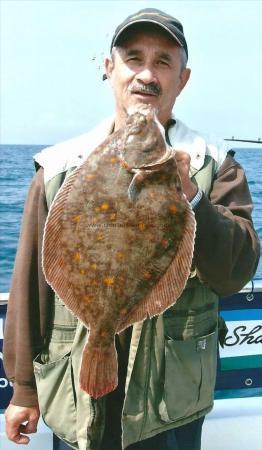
80;342;118;399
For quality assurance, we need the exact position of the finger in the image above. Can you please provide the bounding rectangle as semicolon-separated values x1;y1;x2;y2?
6;424;30;445
21;421;38;434
4;404;40;444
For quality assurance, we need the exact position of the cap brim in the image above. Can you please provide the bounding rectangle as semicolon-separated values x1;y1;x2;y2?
111;19;183;50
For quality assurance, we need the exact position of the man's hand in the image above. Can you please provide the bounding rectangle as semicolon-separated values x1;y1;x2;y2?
5;404;40;445
175;150;198;201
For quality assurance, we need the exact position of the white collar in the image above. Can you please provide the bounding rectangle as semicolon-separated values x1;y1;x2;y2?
34;116;114;183
35;114;227;183
167;118;206;172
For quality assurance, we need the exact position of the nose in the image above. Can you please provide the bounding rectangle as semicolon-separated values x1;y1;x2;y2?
136;65;158;84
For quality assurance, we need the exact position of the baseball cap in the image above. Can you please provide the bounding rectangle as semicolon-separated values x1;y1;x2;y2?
102;8;188;80
111;8;188;58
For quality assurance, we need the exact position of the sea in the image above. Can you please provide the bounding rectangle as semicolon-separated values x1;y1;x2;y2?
0;144;261;293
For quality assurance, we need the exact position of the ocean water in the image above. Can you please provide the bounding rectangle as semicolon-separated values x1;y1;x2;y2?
0;144;261;292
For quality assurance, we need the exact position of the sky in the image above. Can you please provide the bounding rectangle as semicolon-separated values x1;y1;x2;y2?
1;0;262;145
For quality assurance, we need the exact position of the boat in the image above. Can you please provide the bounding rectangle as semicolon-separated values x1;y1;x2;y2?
1;280;262;449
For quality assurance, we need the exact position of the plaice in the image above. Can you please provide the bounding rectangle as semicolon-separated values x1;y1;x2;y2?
42;104;196;399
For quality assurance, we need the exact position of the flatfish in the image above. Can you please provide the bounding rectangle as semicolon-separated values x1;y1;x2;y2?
42;104;196;399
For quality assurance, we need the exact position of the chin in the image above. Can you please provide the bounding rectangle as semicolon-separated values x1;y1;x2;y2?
129;97;159;111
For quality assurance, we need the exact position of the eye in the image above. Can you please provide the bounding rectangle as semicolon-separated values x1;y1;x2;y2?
157;59;170;67
127;56;141;63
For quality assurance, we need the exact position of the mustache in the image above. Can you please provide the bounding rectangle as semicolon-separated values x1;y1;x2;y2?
128;81;161;96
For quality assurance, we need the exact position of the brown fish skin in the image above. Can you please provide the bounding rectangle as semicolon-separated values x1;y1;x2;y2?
42;104;196;399
119;104;173;170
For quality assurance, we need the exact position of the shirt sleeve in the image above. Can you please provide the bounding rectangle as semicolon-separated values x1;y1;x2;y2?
3;168;51;406
193;153;260;296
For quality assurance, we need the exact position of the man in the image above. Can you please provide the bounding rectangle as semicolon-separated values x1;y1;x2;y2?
3;8;260;450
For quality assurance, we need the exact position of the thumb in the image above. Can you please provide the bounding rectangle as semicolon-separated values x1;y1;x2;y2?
174;150;191;164
14;432;30;445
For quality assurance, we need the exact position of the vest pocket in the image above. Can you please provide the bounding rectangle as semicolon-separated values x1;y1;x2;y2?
33;352;77;444
160;329;218;422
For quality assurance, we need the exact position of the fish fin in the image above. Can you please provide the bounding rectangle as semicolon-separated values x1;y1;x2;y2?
42;168;86;319
128;169;155;201
127;170;144;201
128;176;139;201
145;201;196;317
43;168;77;287
117;200;196;332
80;342;118;399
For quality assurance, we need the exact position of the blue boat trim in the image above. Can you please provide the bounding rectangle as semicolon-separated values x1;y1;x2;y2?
220;309;262;321
215;387;262;399
220;354;262;370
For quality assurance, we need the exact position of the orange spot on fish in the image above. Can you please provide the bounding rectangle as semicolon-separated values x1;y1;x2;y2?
91;263;97;270
83;295;93;303
169;205;177;214
120;160;129;170
86;174;96;181
95;207;100;212
138;223;145;231
116;251;125;259
72;215;81;223
73;252;81;262
161;239;169;247
120;308;127;315
96;233;104;241
100;331;108;338
143;271;151;280
101;202;110;211
80;269;85;274
104;276;114;286
110;157;117;164
110;213;116;221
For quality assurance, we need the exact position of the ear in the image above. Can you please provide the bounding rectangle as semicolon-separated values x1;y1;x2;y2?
104;57;114;80
177;68;191;96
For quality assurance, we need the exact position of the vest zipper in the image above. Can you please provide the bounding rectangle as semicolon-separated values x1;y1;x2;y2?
89;397;96;427
139;320;154;439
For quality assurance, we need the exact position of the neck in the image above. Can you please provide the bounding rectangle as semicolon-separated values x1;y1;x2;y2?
114;111;127;131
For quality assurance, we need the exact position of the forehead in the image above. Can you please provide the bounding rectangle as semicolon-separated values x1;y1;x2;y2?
114;34;182;66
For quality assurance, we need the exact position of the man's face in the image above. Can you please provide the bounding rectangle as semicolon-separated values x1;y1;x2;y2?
105;27;191;128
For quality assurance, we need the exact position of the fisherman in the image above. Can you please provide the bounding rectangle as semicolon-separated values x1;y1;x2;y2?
3;7;260;450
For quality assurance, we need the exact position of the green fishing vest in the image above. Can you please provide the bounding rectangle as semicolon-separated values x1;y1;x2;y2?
33;154;219;450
